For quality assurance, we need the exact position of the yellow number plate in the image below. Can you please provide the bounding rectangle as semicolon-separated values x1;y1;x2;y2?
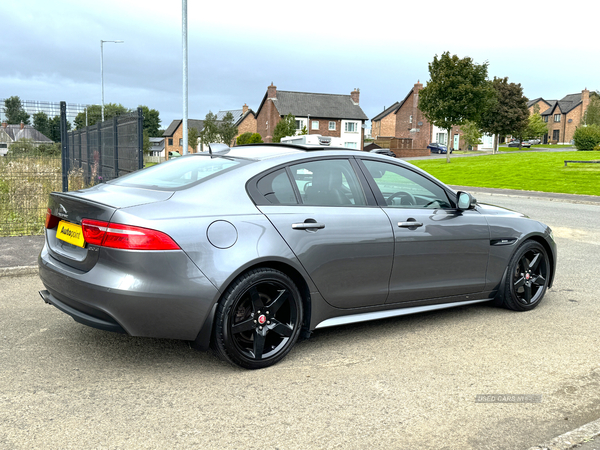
56;221;85;248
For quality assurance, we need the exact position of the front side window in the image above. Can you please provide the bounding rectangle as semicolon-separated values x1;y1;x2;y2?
362;159;451;209
289;159;366;206
329;121;336;131
179;138;183;146
168;138;173;146
311;121;319;130
554;114;561;122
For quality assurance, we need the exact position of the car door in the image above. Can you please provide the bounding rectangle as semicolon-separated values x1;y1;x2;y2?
253;158;395;309
358;158;490;304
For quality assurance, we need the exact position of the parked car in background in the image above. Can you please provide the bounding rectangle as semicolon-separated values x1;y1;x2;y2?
508;140;531;148
168;151;181;158
370;149;397;158
427;142;449;154
527;139;541;145
39;143;557;369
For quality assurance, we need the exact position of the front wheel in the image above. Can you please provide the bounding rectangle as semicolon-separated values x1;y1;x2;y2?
213;268;303;369
500;240;550;311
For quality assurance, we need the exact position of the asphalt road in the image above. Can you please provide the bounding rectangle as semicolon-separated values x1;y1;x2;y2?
1;193;599;450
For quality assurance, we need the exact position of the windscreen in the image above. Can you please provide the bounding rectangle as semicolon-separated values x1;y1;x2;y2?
110;155;243;190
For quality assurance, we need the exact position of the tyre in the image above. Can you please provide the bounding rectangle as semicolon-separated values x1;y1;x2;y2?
213;268;303;369
500;240;550;311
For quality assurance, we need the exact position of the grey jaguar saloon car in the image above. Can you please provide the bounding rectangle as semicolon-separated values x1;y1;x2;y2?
39;144;557;369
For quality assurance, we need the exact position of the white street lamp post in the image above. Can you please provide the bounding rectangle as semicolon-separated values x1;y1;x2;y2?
101;40;124;122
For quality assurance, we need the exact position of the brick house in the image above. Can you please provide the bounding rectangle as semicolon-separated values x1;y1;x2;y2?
216;104;257;145
373;81;495;152
255;83;368;149
533;89;596;144
162;119;204;158
371;81;433;149
0;121;53;155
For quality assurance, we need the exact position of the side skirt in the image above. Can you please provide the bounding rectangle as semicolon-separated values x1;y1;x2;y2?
314;298;491;329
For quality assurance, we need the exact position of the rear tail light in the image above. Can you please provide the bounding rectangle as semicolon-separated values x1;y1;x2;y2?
45;208;59;229
81;219;180;250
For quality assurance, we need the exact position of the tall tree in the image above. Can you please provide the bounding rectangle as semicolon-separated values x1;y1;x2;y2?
272;113;297;143
139;105;161;137
200;112;219;146
218;112;238;146
74;103;130;129
479;77;529;152
188;126;199;151
523;111;548;142
582;94;600;126
419;52;494;162
4;96;30;125
33;111;51;138
48;115;70;142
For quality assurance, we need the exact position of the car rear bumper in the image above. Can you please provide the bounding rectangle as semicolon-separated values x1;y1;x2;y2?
38;243;221;341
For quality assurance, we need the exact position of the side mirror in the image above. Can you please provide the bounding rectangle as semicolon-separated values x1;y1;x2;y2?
457;191;477;210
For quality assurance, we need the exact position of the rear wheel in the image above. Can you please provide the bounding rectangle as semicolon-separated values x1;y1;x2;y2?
213;268;303;369
500;240;550;311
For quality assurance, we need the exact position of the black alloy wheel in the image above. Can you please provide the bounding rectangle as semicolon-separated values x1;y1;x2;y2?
501;240;550;311
214;268;303;369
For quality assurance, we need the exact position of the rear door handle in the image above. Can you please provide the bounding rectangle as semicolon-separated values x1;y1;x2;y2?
398;221;423;228
292;219;325;230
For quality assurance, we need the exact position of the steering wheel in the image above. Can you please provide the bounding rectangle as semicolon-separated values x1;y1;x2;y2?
386;191;416;206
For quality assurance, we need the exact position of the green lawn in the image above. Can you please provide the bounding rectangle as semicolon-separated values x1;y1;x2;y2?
409;151;600;196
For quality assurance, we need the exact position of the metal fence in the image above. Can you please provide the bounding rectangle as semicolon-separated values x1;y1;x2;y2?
0;101;143;236
64;105;144;189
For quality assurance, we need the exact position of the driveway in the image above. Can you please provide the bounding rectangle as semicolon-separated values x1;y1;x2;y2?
1;192;599;449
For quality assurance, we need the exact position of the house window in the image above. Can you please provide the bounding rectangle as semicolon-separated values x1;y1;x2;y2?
179;138;183;146
0;143;7;148
436;133;446;145
409;115;413;124
329;121;336;131
543;116;548;123
345;122;358;132
168;138;173;146
554;114;561;122
552;130;560;141
344;142;358;149
312;121;319;130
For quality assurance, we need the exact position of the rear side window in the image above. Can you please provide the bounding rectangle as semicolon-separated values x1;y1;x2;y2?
110;155;243;190
256;169;298;205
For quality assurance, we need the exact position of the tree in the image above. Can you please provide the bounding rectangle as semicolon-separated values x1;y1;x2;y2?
33;111;51;138
74;103;130;129
139;105;161;137
479;77;529;152
272;113;297;143
582;94;600;127
419;52;494;162
218;112;238;146
48;115;69;142
460;121;483;150
188;126;199;151
523;112;548;142
4;96;30;125
200;111;219;146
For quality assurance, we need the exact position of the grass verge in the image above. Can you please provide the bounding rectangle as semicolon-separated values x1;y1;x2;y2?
409;151;600;196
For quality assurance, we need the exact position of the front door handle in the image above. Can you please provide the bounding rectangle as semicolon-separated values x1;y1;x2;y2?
398;221;423;228
292;219;325;230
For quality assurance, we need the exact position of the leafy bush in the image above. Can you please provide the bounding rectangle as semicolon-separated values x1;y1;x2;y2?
573;125;600;150
236;132;263;145
37;142;61;156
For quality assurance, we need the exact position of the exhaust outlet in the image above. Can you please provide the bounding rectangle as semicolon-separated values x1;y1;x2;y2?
39;290;52;305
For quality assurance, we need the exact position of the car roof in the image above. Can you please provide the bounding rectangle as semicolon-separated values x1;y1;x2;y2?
204;143;361;161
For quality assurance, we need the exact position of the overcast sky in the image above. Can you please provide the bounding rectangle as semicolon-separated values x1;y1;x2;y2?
2;0;598;130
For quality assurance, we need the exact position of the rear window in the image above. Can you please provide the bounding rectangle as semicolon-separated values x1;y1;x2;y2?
110;155;244;190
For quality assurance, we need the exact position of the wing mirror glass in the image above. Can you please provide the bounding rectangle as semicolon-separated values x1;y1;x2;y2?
457;191;477;210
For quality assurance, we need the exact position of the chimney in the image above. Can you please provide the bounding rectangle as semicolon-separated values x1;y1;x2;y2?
20;121;25;130
351;88;360;105
267;82;277;99
1;120;6;128
243;103;248;114
582;88;590;112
